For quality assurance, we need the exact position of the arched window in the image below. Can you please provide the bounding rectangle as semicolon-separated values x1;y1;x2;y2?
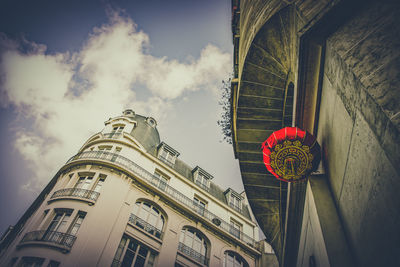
178;227;209;265
223;251;249;267
130;201;165;239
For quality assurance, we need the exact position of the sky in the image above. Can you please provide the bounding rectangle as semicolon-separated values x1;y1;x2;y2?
0;0;244;235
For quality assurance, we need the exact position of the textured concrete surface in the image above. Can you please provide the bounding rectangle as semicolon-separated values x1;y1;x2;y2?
317;4;400;264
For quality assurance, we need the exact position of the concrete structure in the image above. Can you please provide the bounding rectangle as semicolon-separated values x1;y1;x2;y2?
231;0;400;266
0;110;276;266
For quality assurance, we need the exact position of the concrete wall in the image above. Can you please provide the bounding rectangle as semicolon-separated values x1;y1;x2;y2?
315;2;400;266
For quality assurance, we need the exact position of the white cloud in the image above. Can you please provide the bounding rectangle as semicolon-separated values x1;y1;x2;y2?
0;9;231;192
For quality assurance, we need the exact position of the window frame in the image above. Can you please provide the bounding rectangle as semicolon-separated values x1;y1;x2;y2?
112;235;157;267
223;250;249;267
131;201;165;239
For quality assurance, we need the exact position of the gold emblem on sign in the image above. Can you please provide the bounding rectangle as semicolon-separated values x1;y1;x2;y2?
270;140;314;181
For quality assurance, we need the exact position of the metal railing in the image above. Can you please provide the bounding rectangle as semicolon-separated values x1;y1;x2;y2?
128;214;163;239
51;188;100;202
66;151;256;247
178;242;209;265
20;230;76;249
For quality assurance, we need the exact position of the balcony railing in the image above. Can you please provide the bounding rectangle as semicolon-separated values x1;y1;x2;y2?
50;188;100;203
178;242;209;266
20;230;76;250
128;213;163;239
66;151;256;247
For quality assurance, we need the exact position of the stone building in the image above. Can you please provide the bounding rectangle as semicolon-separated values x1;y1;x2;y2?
230;0;400;266
0;110;275;266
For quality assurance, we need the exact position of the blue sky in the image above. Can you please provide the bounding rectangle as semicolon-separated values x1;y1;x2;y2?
0;0;245;235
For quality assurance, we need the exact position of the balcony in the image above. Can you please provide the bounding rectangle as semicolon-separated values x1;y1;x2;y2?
19;230;76;253
178;242;209;266
50;188;99;205
128;213;163;239
66;151;256;247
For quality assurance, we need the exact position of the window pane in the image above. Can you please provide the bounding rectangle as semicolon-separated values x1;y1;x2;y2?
121;250;135;267
138;246;148;257
134;256;145;267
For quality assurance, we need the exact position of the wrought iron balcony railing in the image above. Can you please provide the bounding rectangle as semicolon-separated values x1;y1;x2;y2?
20;230;76;250
178;242;209;266
128;213;163;239
50;188;100;202
66;151;256;247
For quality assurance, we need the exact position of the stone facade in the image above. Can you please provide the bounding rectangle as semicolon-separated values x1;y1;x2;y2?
0;110;274;266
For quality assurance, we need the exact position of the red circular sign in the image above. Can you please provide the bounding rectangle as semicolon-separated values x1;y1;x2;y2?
261;127;321;182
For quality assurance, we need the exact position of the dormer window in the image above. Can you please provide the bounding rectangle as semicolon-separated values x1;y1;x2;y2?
192;166;213;192
108;124;124;138
157;142;180;167
123;109;135;117
225;188;243;212
146;117;157;127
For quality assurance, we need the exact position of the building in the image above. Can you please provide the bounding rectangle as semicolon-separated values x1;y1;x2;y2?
0;110;276;266
230;0;400;266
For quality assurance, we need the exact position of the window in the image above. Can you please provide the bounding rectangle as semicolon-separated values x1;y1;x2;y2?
75;175;94;190
229;194;242;212
229;219;242;239
113;125;125;133
159;149;175;166
44;210;85;238
153;171;169;191
193;197;207;216
192;166;213;192
17;257;44;267
68;212;86;236
93;175;106;193
47;261;60;267
157;142;179;167
112;235;157;267
223;251;249;267
224;189;243;213
146;117;157;127
178;227;208;265
195;173;210;191
131;201;165;239
45;210;72;234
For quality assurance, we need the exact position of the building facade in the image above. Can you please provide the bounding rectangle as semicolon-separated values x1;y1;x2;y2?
231;0;400;266
0;110;275;267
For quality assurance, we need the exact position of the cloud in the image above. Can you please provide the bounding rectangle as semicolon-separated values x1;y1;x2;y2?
0;9;231;193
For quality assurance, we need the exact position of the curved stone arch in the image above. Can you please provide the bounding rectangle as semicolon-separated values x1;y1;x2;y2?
178;225;212;259
234;5;298;262
133;197;169;221
222;249;250;267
